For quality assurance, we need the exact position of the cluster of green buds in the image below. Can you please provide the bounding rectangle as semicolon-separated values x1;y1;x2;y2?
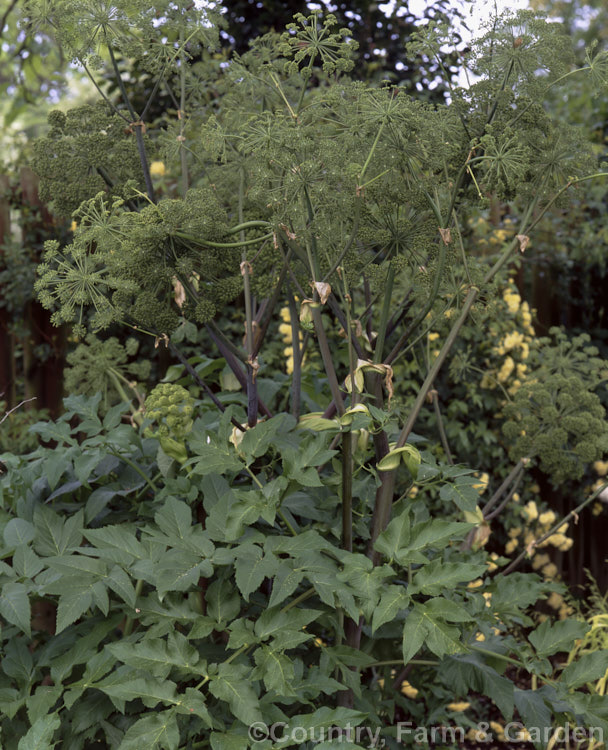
143;383;195;463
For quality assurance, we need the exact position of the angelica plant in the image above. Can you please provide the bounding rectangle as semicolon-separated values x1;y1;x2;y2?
3;2;608;746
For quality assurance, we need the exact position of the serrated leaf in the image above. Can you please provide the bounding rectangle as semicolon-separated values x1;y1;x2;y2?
0;582;31;636
254;607;322;640
55;586;94;633
13;545;44;578
398;520;473;564
560;650;608;689
206;579;241;626
410;560;487;596
402;609;427;665
3;518;35;548
117;709;179;750
417;604;465;658
209;663;262;725
439;478;480;512
190;442;244;475
372;586;409;633
514;688;552;740
268;564;304;608
210;731;250;750
154;497;193;540
253;646;296;695
106;565;137;607
234;544;278;599
240;414;296;462
176;688;213;726
97;676;179;709
421;597;475;623
33;506;83;557
17;714;60;750
443;653;514;720
374;510;411;563
529;618;589;658
107;633;202;680
73;450;103;484
84;524;145;563
156;549;211;598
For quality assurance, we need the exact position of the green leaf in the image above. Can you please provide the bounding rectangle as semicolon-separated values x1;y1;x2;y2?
26;685;63;724
443;653;514;720
254;607;322;641
206;578;241;626
410;560;487;596
210;732;250;750
96;676;179;709
0;582;31;636
416;603;465;658
529;618;590;658
175;688;213;726
240;414;296;462
33;506;83;557
190;442;244;476
84;524;145;563
560;650;608;688
156;549;211;598
55;585;94;633
155;497;193;540
268;564;305;608
13;545;44;578
209;663;263;725
234;543;278;600
421;597;475;623
117;709;179;750
402;608;427;665
398;520;473;564
253;645;296;695
107;632;203;680
514;688;552;739
3;518;35;548
374;510;411;563
106;565;137;607
439;477;480;513
372;586;409;633
287;707;367;742
17;714;60;750
73;449;103;484
566;693;608;738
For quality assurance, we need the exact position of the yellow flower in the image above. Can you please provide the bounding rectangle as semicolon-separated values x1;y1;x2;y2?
502;331;525;351
520;341;530;359
508;527;522;538
400;681;419;699
532;553;550;570
530;483;540;494
503;290;521;314
538;511;556;527
466;728;486;742
592;502;603;516
557;523;568;534
512;492;520;502
523;500;538;521
593;460;608;476
432;349;440;358
475;632;486;642
490;722;505;739
486;553;499;572
70;219;78;232
409;486;419;498
428;332;440;342
516;363;527;377
516;728;532;742
279;306;291;323
483;592;492;607
150;161;166;177
541;563;558;580
473;473;489;493
547;591;563;609
505;538;518;554
497;356;515;382
447;701;470;712
467;578;483;589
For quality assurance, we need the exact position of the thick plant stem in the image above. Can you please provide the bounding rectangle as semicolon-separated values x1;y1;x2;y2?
311;307;345;416
287;289;302;419
341;432;353;553
431;389;453;464
106;40;155;203
373;264;395;364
